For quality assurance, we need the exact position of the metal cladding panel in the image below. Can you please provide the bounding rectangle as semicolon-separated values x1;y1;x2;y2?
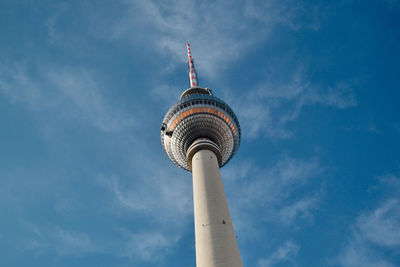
161;91;241;171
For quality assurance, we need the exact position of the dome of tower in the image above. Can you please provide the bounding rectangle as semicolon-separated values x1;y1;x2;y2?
161;88;241;171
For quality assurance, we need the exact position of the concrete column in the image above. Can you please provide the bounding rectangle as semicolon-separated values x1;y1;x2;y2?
191;148;242;267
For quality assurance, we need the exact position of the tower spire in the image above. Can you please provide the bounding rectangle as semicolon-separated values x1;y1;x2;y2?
186;43;198;87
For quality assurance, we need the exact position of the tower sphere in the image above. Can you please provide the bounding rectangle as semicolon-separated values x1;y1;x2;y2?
161;87;241;171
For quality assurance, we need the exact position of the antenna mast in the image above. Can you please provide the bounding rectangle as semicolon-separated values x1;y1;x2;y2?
186;43;198;87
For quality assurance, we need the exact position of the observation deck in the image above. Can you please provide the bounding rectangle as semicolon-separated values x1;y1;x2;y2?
161;87;241;171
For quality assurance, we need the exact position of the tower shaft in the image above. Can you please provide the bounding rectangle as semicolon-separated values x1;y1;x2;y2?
191;147;242;267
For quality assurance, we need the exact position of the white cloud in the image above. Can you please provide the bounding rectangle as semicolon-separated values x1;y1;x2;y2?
358;200;400;248
23;223;177;262
0;63;50;109
0;63;135;132
45;2;68;44
55;228;96;255
46;68;136;132
258;240;300;267
228;156;322;204
111;0;320;79
99;168;192;222
232;69;357;139
337;242;395;267
24;225;97;257
278;195;319;225
223;156;323;239
334;174;400;267
118;230;176;261
93;165;192;262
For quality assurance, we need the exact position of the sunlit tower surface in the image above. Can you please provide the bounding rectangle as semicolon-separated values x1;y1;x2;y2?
161;44;242;267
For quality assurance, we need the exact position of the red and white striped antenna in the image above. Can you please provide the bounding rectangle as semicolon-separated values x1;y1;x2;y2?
186;43;198;87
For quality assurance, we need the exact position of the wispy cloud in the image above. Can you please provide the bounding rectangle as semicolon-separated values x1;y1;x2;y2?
24;225;97;257
99;168;192;222
278;194;319;225
46;68;136;132
118;229;177;261
258;240;300;267
45;2;68;44
333;174;400;267
223;155;324;239
0;63;136;132
110;0;320;79
357;199;400;248
231;68;357;139
23;223;177;262
94;162;193;262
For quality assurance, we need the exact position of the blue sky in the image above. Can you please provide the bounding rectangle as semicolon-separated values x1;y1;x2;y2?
1;0;400;266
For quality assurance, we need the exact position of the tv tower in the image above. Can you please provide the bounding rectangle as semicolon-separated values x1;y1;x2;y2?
161;44;242;267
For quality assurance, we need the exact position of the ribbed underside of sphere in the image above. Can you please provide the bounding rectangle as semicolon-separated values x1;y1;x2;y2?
161;91;240;171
